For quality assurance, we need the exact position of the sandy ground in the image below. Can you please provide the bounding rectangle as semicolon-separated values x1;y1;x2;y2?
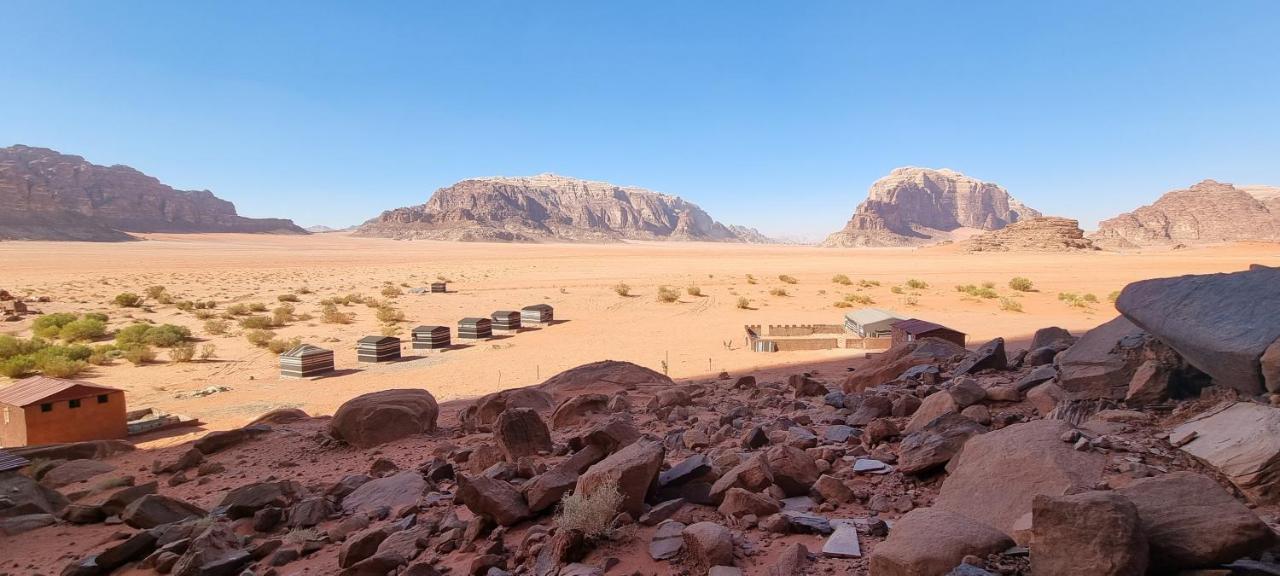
2;233;1277;447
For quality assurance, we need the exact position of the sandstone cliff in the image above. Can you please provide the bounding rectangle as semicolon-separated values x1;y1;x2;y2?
821;167;1041;247
0;145;306;241
1091;180;1280;248
354;174;770;243
965;217;1098;252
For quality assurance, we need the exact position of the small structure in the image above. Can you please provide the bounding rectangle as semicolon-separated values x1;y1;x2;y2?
491;310;521;331
0;448;29;472
357;336;402;363
279;344;335;378
0;376;127;447
844;308;907;338
521;304;554;324
431;282;447;293
1;300;28;316
411;325;451;350
890;319;967;348
458;317;492;340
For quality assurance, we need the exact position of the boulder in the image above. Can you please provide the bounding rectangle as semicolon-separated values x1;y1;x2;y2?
550;394;611;430
1118;471;1275;571
39;459;116;489
96;529;159;571
768;543;809;576
10;439;134;462
953;338;1007;375
1170;402;1280;503
456;474;532;526
194;426;267;455
1124;360;1172;407
247;407;310;426
897;413;988;475
709;456;771;503
1031;491;1147;576
649;520;685;560
219;481;295;519
0;472;68;517
536;360;673;397
575;440;664;517
1264;338;1280;393
573;417;641;454
1055;316;1148;400
717;488;780;519
461;387;555;430
524;444;607;513
934;420;1104;535
947;378;987;407
329;389;439;448
763;445;819;497
789;374;827;397
842;338;967;393
494;407;553;460
123;494;207;529
0;513;56;535
1030;327;1075;351
341;471;426;515
904;390;958;432
1026;381;1064;415
1014;364;1057;392
682;522;734;574
868;508;1013;576
1116;267;1280;395
171;521;250;576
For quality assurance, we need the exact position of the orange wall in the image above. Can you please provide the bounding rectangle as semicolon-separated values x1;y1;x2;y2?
16;391;127;446
1;404;28;447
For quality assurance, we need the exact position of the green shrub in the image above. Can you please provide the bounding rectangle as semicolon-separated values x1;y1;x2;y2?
59;318;107;342
239;315;274;330
204;319;229;335
1009;277;1034;292
142;324;191;347
999;297;1024;312
35;355;87;378
375;305;404;323
0;356;36;378
245;329;275;348
122;344;155;365
32;313;78;339
88;345;116;366
1082;293;1099;303
1108;290;1121;303
832;274;852;285
84;312;108;323
193;309;216;320
175;301;195;312
905;279;929;290
266;336;302;354
981;281;996;290
226;303;250;316
657;286;680;303
0;336;48;360
113;293;143;308
612;283;632;297
115;324;152;347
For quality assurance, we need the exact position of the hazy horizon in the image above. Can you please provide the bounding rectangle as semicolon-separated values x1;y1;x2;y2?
3;1;1278;237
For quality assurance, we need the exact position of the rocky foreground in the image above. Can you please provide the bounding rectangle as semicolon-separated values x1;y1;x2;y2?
3;266;1280;576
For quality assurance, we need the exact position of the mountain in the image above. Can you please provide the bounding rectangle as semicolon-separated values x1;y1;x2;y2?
0;145;306;241
354;173;771;243
821;167;1041;247
1091;180;1280;248
305;225;353;233
965;217;1098;252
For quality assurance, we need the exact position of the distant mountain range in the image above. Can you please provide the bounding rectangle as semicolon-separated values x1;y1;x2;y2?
354;173;773;243
1091;180;1280;248
0;145;305;241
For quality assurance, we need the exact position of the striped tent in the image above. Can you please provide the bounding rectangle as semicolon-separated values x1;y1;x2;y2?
458;317;492;340
521;304;554;324
430;282;447;293
411;325;451;350
357;336;401;363
280;344;335;378
491;310;521;331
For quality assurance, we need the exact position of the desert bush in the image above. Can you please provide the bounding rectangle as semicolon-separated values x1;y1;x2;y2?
832;274;852;285
612;283;632;297
239;315;274;330
380;285;402;298
375;305;405;323
1058;292;1090;308
35;355;88;378
245;329;276;348
1009;277;1034;292
88;345;116;366
686;285;702;297
981;281;996;290
858;279;881;288
380;324;401;337
844;293;874;305
248;302;268;313
1108;290;1121;303
84;312;108;323
905;279;929;290
113;292;143;308
736;296;751;309
905;295;920;306
169;342;196;363
175;301;195;312
778;275;798;285
999;297;1024;312
955;284;997;299
745;274;757;285
297;285;312;295
203;319;230;335
657;286;680;303
321;303;352;324
226;303;250;316
59;318;107;342
834;301;853;308
769;287;789;297
277;293;300;303
272;304;295;326
115;324;152;347
144;286;168;300
1082;293;1099;303
0;356;36;378
142;324;191;347
266;337;302;354
32;313;79;339
557;486;625;541
890;286;904;294
122;344;156;365
199;343;217;361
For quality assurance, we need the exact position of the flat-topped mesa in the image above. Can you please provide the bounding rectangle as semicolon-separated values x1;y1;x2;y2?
0;145;306;241
821;167;1042;247
965;217;1098;253
1091;179;1280;249
353;173;771;243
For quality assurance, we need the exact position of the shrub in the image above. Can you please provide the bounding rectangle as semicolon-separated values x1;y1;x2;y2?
999;297;1024;312
736;296;751;309
113;292;143;308
832;274;852;285
175;301;195;312
905;279;929;290
686;285;702;297
204;319;230;335
0;356;36;378
844;293;873;305
890;286;904;294
834;301;853;308
88;345;116;366
115;324;152;347
1108;290;1121;303
612;283;632;297
769;287;788;297
858;279;881;288
778;275;798;284
84;312;109;323
142;324;191;347
199;343;217;361
193;309;216;320
37;355;87;377
1009;277;1034;292
248;302;268;313
905;295;920;306
1082;293;1099;303
1058;292;1090;308
169;342;196;363
59;318;107;342
122;344;155;365
380;285;402;298
745;274;757;285
657;286;680;303
32;313;79;339
981;281;996;290
239;316;274;330
375;305;404;323
226;303;250;316
277;293;300;302
267;336;302;354
245;329;276;348
144;286;168;300
557;486;625;541
0;335;47;360
272;305;295;326
321;303;352;324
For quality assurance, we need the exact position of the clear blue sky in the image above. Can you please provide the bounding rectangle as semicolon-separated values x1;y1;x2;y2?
3;1;1278;238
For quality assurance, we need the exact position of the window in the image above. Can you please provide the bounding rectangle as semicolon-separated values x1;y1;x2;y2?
40;403;53;412
69;399;81;409
97;394;109;404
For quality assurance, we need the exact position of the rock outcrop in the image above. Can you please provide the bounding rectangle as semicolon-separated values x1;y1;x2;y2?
1092;179;1280;248
354;173;769;243
821;167;1041;247
0;145;306;241
965;217;1097;252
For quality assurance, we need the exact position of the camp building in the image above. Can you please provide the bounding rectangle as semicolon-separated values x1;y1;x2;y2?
0;376;127;447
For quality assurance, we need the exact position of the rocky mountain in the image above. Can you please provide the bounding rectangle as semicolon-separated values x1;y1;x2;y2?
821;167;1041;247
965;217;1098;253
1091;180;1280;248
0;145;306;241
354;174;770;243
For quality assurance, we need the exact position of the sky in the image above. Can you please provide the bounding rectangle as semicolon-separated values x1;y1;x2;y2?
2;1;1278;239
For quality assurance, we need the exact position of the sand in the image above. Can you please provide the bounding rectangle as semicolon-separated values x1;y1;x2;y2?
3;233;1277;446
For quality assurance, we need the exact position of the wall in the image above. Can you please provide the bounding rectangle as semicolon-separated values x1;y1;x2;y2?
20;391;127;446
0;404;28;447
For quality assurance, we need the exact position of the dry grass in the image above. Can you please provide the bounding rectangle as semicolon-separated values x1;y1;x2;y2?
557;485;625;541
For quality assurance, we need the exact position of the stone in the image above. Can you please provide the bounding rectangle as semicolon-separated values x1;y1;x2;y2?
98;481;157;517
852;459;888;474
1030;326;1076;351
1124;360;1171;406
763;445;819;497
842;337;968;393
905;390;958;432
575;440;664;517
1031;491;1147;576
39;459;116;489
550;394;611;430
897;413;988;475
123;495;206;529
341;471;426;515
740;426;769;450
812;475;853;503
847;395;893;425
340;525;393;568
524;444;607;513
709;456;771;503
659;454;712;488
965;217;1097;252
344;551;408;575
219;481;294;519
868;508;1013;576
1264;338;1280;393
960;404;991;426
0;513;56;535
97;529;159;571
783;511;832;534
494;407;553;460
248;407;310;426
649;520;685;560
1026;381;1064;415
708;567;742;576
456;474;532;527
329;389;439;448
1170;402;1280;503
1015;364;1058;392
863;419;897;444
1117;471;1275;572
789;374;827;397
718;488;779;519
171;521;251;576
575;417;641;454
640;498;686;526
947;378;987;407
0;473;68;518
822;522;861;558
954;338;1007;375
461;387;555;430
193;426;266;455
768;543;810;576
934;420;1104;535
288;497;334;528
1056;316;1150;400
682;522;734;574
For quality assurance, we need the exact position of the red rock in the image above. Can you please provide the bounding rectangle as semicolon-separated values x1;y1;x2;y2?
329;389;439;448
575;440;664;517
763;445;818;497
456;474;532;527
868;507;1013;576
1031;491;1147;576
494;407;553;461
682;522;734;574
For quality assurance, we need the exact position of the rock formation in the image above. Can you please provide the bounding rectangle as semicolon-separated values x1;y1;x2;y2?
355;173;770;243
822;167;1041;247
965;217;1098;252
1092;180;1280;248
0;145;306;241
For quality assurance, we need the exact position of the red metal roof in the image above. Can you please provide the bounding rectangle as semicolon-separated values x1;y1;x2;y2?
0;376;123;407
892;318;965;336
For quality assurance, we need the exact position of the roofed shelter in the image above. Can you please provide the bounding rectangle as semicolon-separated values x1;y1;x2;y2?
280;344;335;378
891;319;967;348
844;308;907;338
0;377;127;447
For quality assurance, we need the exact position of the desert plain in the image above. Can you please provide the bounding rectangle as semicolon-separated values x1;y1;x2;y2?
3;233;1276;445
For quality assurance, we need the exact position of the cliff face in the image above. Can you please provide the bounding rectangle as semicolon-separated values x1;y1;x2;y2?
0;145;306;241
1091;180;1280;248
821;167;1041;247
355;174;770;243
965;217;1097;252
